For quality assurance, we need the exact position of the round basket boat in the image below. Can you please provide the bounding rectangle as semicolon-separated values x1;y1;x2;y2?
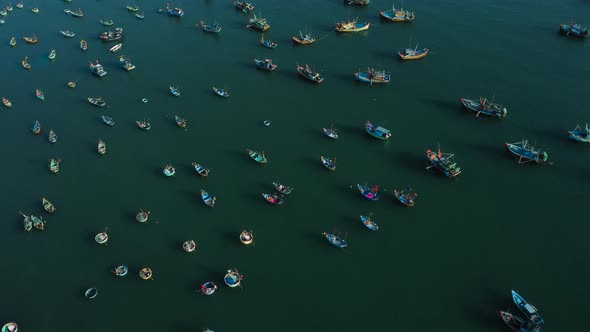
263;120;271;126
239;230;253;245
139;267;153;280
1;322;18;332
183;240;196;252
224;269;243;288
200;281;217;295
114;265;128;277
136;210;150;223
95;230;108;245
141;98;148;103
84;287;98;299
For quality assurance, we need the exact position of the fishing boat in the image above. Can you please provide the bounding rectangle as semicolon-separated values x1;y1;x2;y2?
264;120;271;126
114;265;128;277
126;4;139;12
201;282;217;295
200;189;216;207
505;140;549;164
136;120;151;130
0;9;6;16
69;8;83;17
19;211;32;232
80;39;87;51
380;2;415;22
200;20;222;33
99;27;123;41
234;0;255;13
95;228;108;245
139;267;153;280
460;97;508;118
16;1;23;9
48;130;57;143
360;213;378;231
48;49;56;60
569;123;590;143
336;18;371;32
9;37;16;46
292;31;315;45
64;9;71;14
345;0;369;5
67;81;77;88
100;18;114;26
247;13;270;31
512;290;544;325
262;193;284;205
192;162;210;176
164;3;184;17
320;156;336;171
1;322;18;332
247;149;267;163
60;30;76;38
322;232;348;248
174;115;187;128
273;182;293;195
560;22;589;38
240;230;254;245
499;311;530;332
183;240;196;252
212;87;230;97
224;269;243;287
254;58;277;71
354;67;391;84
398;43;429;60
394;188;417;207
135;12;144;19
136;210;151;223
32;120;41;135
6;4;12;11
88;97;106;107
426;145;462;177
31;215;45;231
170;85;180;96
98;139;106;155
89;61;107;77
357;183;380;201
21;56;31;70
119;55;135;71
23;35;38;44
84;288;98;299
49;159;60;174
296;64;324;83
36;89;44;101
259;34;277;48
365;121;391;140
163;164;176;176
32;7;38;13
101;115;115;126
109;43;122;52
323;125;339;139
2;97;12;108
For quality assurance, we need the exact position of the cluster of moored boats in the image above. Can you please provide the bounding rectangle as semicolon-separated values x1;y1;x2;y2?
500;290;544;332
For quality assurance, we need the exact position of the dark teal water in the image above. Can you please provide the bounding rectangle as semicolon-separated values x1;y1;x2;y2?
1;0;589;331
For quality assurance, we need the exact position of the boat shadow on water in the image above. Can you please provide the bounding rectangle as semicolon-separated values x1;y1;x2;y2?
461;289;514;326
421;97;461;112
394;151;429;175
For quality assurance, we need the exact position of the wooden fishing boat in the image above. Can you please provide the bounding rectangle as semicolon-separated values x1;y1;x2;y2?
354;68;391;84
426;144;462;177
48;49;56;60
273;182;293;195
505;140;549;164
360;213;378;231
357;183;380;201
201;281;217;295
48;130;57;143
139;267;153;280
398;44;429;60
95;228;108;245
67;81;77;88
119;55;135;71
320;156;336;171
322;232;347;248
109;43;122;53
192;162;210;176
9;37;16;46
80;39;87;51
163;2;184;16
2;97;12;108
323;126;339;139
174;115;186;128
101;115;115;126
36;89;44;101
69;8;83;17
499;311;530;332
1;322;18;332
200;189;216;207
254;58;277;71
200;20;222;33
32;7;39;13
380;2;415;22
136;210;151;223
163;164;176;176
234;0;255;13
260;34;277;48
365;121;391;140
21;56;31;70
394;188;417;207
60;30;76;38
31;215;45;231
336;18;371;32
19;211;33;232
512;290;544;325
345;0;369;5
183;240;196;252
89;61;107;77
126;4;139;12
262;193;284;205
32;120;41;134
135;12;144;19
247;149;267;163
100;18;114;26
88;97;106;107
247;13;270;31
224;269;243;287
23;35;38;44
170;85;180;96
212;87;229;97
99;27;123;41
98;139;106;155
292;31;315;45
297;64;324;83
136;120;151;130
49;159;60;174
239;230;254;245
114;265;128;277
560;22;589;38
460;97;507;118
568;123;590;143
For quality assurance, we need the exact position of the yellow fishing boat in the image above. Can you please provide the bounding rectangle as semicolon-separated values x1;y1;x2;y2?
336;18;371;32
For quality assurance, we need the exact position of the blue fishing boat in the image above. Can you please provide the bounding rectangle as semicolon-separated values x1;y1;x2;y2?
394;188;417;207
212;87;229;97
380;2;415;22
113;265;128;277
320;156;336;171
568;123;590;143
360;213;378;231
322;232;347;248
357;184;379;201
460;97;507;118
247;149;267;163
192;162;210;176
254;58;277;71
560;22;589;38
32;120;41;135
164;2;184;16
505;140;549;164
260;35;277;49
89;61;107;77
170;85;180;96
200;189;216;207
323;125;339;139
365;121;391;140
427;145;461;177
354;68;391;84
224;269;243;287
512;290;544;325
234;0;255;13
201;281;217;295
163;164;176;176
101;115;115;126
200;20;222;33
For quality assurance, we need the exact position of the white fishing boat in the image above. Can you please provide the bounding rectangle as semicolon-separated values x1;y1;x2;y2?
109;43;122;53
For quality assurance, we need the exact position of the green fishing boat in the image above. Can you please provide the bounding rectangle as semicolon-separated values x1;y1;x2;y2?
247;149;267;163
48;49;56;60
100;18;114;26
126;4;139;12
